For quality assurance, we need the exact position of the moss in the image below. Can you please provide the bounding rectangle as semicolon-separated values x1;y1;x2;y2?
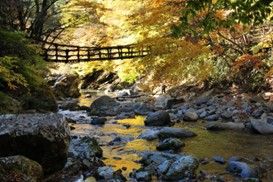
0;30;57;113
0;91;22;114
21;85;57;112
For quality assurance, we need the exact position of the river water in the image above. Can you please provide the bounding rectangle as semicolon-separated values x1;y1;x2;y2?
59;93;273;181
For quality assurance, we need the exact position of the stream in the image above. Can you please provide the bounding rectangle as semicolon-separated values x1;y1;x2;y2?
59;91;273;181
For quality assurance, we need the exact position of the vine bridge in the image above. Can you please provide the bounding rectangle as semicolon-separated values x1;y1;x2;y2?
42;42;151;62
42;24;273;62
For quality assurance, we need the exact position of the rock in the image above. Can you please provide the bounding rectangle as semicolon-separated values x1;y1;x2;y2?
98;166;114;179
193;89;214;105
69;136;103;159
212;156;225;164
157;160;172;174
81;69;104;89
53;73;81;98
0;155;43;182
44;158;104;182
228;156;241;162
134;103;154;115
22;85;58;112
205;114;219;121
108;136;134;146
58;99;80;111
138;129;160;140
133;171;151;181
158;127;197;139
0;93;22;114
89;96;120;116
164;155;199;180
116;89;132;97
154;95;173;109
206;122;245;131
115;112;135;120
184;111;198;121
227;161;257;178
0;113;70;174
97;167;126;181
90;117;107;125
144;111;171;126
199;111;208;118
156;138;185;151
221;110;233;119
139;152;198;180
250;115;273;134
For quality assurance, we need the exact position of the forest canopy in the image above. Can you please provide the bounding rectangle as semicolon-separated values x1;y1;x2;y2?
0;0;273;92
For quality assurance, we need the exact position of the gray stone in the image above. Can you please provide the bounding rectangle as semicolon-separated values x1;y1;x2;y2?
250;115;273;134
212;156;225;164
53;73;80;98
68;136;103;159
205;114;219;121
90;117;107;125
98;166;114;179
183;111;198;121
157;160;172;174
206;122;245;131
221;110;233;119
144;111;171;126
158;127;197;139
164;155;199;180
156;138;185;151
227;161;257;178
134;171;151;181
89;96;120;116
0;113;70;174
108;136;134;146
138;129;160;140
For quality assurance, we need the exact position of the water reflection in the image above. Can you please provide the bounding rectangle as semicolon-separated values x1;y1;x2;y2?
69;112;273;179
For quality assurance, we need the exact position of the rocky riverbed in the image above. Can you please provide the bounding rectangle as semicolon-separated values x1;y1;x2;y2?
0;73;273;181
55;88;273;181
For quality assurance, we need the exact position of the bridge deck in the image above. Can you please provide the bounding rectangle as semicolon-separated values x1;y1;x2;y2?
42;42;151;62
42;24;272;62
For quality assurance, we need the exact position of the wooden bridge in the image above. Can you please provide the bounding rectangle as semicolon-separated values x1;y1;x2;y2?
42;42;151;62
42;24;273;62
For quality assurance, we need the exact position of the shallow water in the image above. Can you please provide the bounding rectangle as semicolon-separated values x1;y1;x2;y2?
66;111;273;179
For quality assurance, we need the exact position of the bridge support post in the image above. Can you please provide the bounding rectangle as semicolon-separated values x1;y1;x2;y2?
65;49;69;63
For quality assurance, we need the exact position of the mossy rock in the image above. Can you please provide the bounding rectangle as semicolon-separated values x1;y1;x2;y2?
0;155;43;182
21;85;57;112
0;92;22;114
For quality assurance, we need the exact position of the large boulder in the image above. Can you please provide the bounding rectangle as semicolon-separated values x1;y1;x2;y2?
144;111;171;126
227;161;257;178
81;69;104;89
250;114;273;134
206;122;245;131
89;96;120;116
138;127;196;140
158;127;197;139
53;73;81;98
139;152;199;180
156;138;185;151
68;136;103;159
0;155;43;182
0;113;70;174
164;155;199;180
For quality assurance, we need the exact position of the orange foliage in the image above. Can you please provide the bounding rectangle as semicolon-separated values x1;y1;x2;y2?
233;54;262;70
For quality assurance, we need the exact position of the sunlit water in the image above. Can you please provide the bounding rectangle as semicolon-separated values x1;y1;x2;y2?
60;93;273;180
64;110;273;179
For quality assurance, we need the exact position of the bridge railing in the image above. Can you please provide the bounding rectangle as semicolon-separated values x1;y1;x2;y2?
42;41;151;62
